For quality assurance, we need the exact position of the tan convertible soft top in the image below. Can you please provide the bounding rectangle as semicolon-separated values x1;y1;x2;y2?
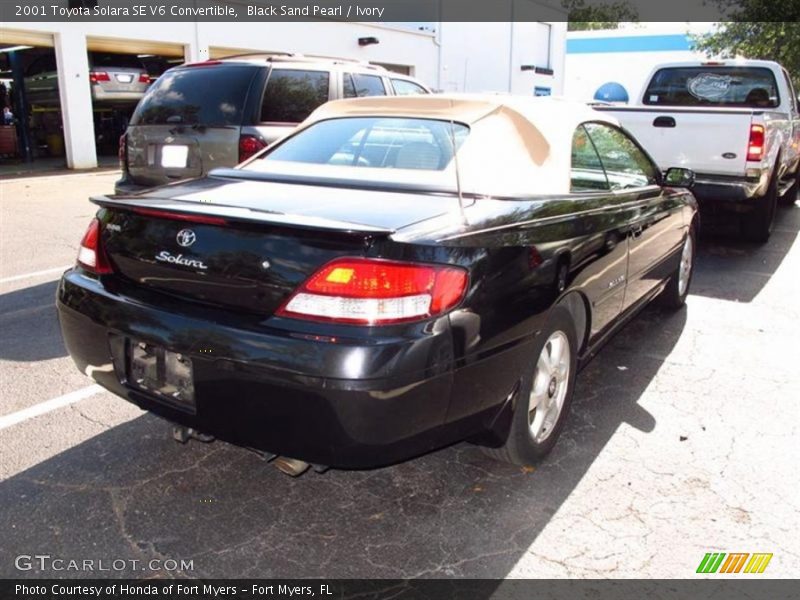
298;94;620;196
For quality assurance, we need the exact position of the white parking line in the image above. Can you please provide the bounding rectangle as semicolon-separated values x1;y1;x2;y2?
0;266;71;285
0;385;103;432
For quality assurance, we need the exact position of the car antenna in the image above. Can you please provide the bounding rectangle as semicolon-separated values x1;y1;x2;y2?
449;112;468;227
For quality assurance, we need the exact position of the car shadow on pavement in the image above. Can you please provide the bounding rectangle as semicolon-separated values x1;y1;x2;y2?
0;280;67;362
692;202;799;303
0;304;687;579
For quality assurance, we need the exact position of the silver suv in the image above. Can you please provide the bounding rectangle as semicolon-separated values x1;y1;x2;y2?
115;55;431;193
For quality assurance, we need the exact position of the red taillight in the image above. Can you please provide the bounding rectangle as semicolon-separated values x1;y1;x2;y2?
239;134;266;163
77;218;112;274
118;133;127;169
89;71;110;84
130;207;227;226
277;258;468;325
138;73;151;83
747;124;765;162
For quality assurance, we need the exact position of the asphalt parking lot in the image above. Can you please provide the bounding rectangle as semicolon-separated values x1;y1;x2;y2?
1;171;798;579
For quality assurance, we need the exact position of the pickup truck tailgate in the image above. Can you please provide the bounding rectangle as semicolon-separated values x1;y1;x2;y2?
598;107;754;176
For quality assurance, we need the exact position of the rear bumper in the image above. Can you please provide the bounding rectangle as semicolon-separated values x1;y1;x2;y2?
114;174;155;195
692;170;770;209
92;88;146;104
56;270;494;468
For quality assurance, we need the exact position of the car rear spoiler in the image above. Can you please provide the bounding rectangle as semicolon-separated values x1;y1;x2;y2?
90;196;395;236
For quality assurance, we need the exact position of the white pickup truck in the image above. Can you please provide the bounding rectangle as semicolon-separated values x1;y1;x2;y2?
596;60;800;242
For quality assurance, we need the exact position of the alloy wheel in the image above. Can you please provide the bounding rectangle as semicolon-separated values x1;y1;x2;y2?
678;234;693;297
529;330;571;443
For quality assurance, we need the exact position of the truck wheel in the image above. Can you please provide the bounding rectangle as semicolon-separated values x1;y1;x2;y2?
660;225;696;310
481;306;577;466
741;172;778;243
779;168;799;207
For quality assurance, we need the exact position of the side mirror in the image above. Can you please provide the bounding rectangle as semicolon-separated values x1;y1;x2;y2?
664;167;695;188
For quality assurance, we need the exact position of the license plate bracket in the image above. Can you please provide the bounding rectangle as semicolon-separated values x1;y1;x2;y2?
128;340;196;412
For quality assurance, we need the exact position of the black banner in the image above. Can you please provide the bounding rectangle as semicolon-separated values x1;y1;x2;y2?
3;0;796;23
2;580;800;600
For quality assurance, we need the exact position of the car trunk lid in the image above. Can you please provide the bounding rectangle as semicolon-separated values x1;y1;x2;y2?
94;176;460;316
96;67;145;92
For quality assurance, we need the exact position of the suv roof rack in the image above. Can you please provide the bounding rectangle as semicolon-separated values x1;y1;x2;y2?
219;52;386;71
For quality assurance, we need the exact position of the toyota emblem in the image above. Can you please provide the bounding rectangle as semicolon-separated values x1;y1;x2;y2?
176;229;196;248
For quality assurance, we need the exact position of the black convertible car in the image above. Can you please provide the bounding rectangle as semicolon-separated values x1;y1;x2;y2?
57;95;698;474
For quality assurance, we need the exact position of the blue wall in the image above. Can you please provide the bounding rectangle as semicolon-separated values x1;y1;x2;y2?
567;34;693;54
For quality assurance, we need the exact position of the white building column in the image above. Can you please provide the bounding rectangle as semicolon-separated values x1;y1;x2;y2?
186;22;209;62
550;21;568;96
53;30;97;169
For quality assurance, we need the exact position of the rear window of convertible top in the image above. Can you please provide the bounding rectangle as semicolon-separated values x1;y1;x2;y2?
249;117;470;171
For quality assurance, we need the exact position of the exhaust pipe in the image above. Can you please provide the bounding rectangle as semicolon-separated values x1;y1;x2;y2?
172;425;214;444
273;456;311;477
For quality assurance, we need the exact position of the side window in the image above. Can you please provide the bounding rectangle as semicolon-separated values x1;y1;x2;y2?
260;69;330;124
347;73;386;97
584;123;658;190
342;73;357;99
391;79;427;96
571;125;609;192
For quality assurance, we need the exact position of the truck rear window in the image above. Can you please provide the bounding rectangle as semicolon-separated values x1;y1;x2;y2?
643;67;780;108
131;65;258;127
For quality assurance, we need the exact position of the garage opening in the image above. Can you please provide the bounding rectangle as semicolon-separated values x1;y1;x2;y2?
0;37;59;170
0;35;187;173
86;38;185;161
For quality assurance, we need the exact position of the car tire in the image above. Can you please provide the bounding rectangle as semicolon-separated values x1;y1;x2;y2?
659;225;696;310
779;168;799;207
481;306;578;466
742;171;778;243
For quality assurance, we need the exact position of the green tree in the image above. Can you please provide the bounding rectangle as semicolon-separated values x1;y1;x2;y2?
695;3;800;88
561;0;638;31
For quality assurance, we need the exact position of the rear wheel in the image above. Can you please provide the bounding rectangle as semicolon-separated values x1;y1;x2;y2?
660;225;696;310
742;171;778;243
481;306;577;466
779;168;800;207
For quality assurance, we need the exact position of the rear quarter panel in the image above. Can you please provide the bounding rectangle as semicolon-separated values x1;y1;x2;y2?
394;192;658;422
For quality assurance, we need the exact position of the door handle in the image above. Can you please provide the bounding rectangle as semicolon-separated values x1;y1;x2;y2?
653;116;676;128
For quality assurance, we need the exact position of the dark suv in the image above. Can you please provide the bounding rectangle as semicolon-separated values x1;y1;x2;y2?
115;54;431;193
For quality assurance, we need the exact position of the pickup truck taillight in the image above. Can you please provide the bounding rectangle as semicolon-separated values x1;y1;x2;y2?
747;124;765;162
77;218;113;275
277;258;468;325
239;134;266;163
